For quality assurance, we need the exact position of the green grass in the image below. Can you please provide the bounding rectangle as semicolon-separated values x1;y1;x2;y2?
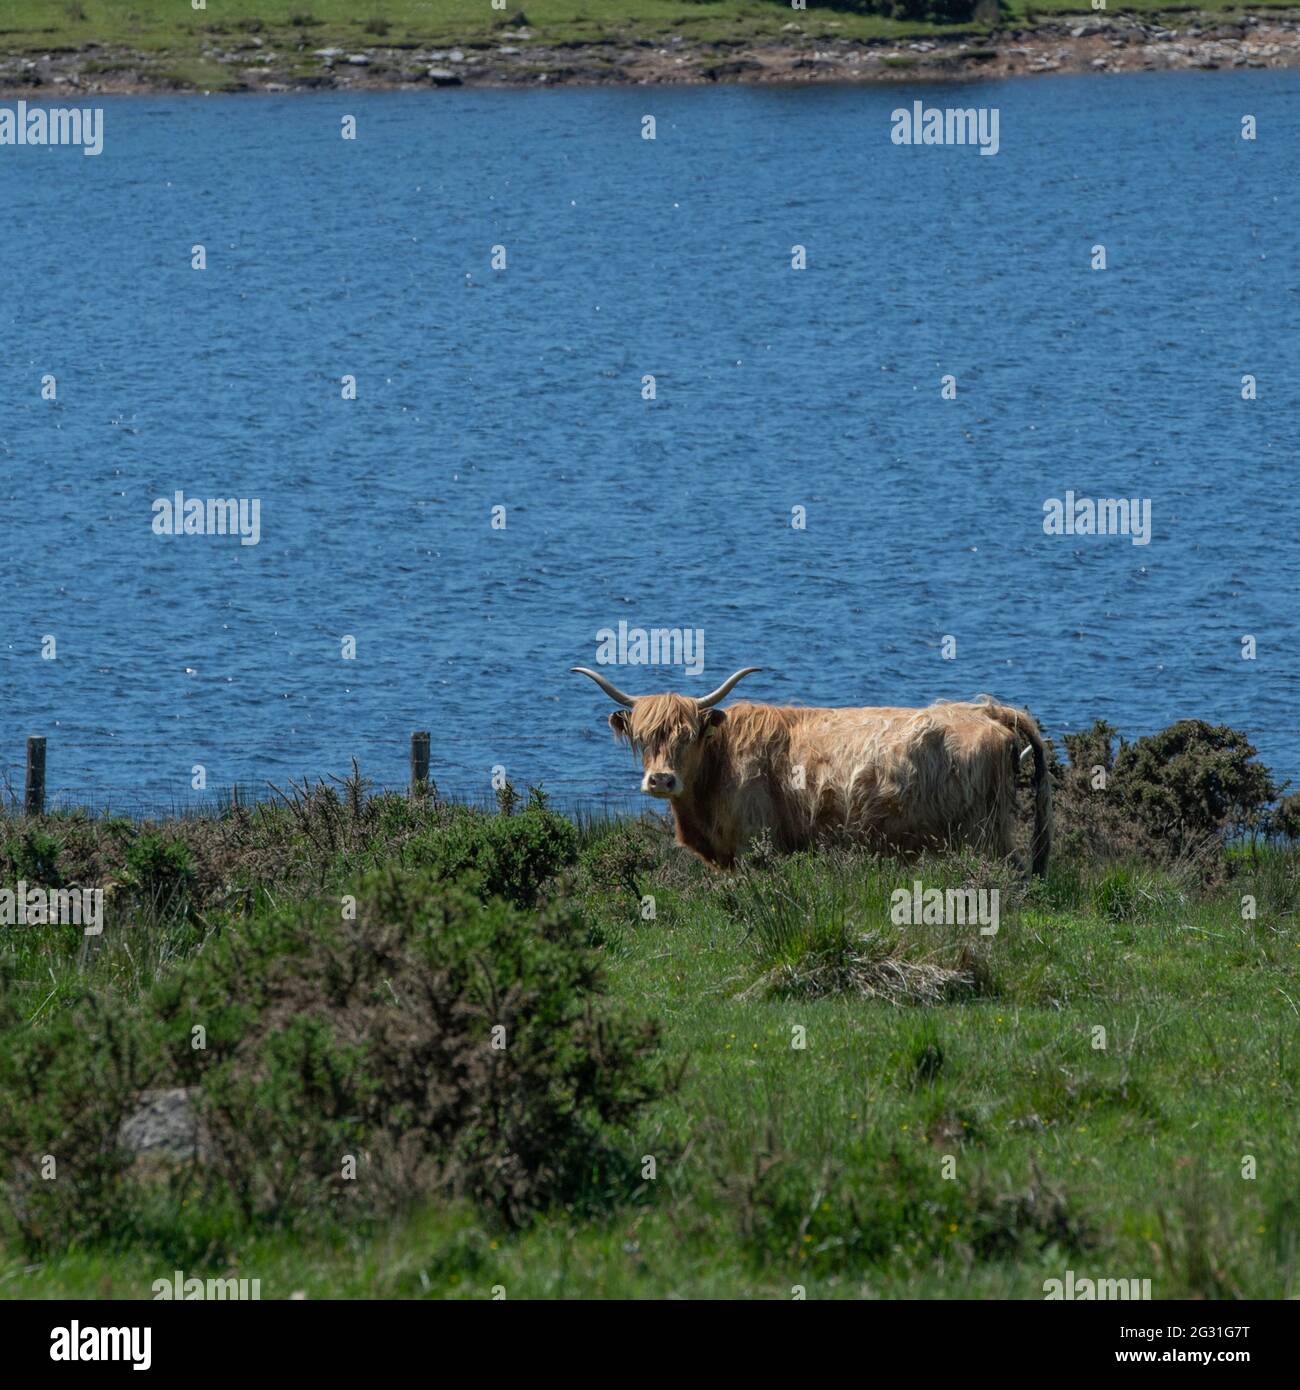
0;0;1291;66
1;799;1296;1299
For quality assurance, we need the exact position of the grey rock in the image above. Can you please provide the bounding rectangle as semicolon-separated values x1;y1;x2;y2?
120;1088;203;1160
428;68;463;86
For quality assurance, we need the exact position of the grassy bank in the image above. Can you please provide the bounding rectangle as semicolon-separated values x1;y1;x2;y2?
4;0;1290;52
4;1;1299;96
0;719;1297;1299
5;0;1295;94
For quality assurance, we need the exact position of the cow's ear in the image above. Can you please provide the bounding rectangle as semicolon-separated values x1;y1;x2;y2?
608;710;631;738
702;708;726;738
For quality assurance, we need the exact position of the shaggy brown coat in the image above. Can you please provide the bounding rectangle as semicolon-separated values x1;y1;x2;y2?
610;696;1052;874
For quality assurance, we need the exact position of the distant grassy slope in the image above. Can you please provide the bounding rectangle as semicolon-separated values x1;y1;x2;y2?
1;0;1290;60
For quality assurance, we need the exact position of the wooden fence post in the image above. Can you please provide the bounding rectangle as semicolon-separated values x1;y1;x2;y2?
410;731;431;799
25;736;46;816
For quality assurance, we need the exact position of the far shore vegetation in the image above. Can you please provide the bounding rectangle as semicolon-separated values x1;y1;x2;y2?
5;0;1296;57
5;1;1294;94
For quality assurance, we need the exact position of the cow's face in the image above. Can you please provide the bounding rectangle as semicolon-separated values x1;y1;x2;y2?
610;694;725;800
572;665;760;801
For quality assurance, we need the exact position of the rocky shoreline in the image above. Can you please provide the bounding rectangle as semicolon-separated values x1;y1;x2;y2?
3;14;1300;96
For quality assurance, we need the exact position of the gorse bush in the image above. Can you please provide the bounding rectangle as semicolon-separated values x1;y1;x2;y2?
1272;792;1300;842
1053;719;1280;865
578;818;663;905
0;982;159;1255
0;856;660;1253
403;804;578;908
123;832;196;919
0;786;579;921
1;827;65;886
151;868;662;1227
1116;721;1278;852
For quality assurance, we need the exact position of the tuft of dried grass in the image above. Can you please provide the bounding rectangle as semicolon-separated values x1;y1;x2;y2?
741;930;978;1005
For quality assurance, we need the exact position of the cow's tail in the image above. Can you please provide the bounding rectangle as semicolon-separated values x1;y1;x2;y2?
982;703;1053;878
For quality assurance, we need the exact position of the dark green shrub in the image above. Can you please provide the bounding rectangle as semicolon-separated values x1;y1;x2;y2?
124;832;196;919
496;779;521;817
0;814;138;893
151;868;661;1227
1050;720;1143;865
1115;721;1277;856
1054;719;1280;866
0;986;159;1254
1;828;65;886
579;820;662;904
1267;791;1300;842
406;805;578;908
1060;720;1121;781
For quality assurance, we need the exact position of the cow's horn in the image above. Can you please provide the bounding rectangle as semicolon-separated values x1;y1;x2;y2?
571;667;637;708
696;667;762;709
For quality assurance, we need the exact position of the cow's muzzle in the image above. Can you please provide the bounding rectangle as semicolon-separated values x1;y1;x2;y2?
642;771;679;798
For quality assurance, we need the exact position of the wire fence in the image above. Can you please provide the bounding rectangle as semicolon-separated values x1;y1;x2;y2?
0;734;650;824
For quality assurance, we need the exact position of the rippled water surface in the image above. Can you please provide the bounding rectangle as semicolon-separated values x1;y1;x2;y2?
3;73;1298;808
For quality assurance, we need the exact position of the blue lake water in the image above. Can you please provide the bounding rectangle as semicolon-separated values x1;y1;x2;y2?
2;72;1298;811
